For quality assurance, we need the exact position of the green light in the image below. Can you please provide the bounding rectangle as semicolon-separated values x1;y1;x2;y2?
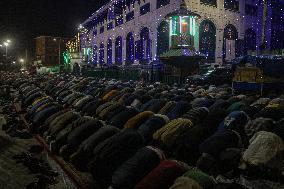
170;19;173;35
190;17;193;35
193;17;195;35
63;51;71;65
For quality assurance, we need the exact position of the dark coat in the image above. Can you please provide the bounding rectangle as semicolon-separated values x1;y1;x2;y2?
111;147;162;189
88;129;145;184
70;126;120;171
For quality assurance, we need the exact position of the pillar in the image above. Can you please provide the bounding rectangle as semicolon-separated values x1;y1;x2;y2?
151;27;158;61
122;36;127;66
134;32;140;65
112;39;115;64
194;17;200;51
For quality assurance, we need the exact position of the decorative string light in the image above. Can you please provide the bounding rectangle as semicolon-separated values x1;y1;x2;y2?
77;0;282;66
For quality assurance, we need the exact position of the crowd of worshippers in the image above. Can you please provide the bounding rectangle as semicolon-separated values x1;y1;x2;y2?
2;71;284;189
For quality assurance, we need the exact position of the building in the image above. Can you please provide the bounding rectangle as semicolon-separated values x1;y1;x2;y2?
34;36;70;67
79;0;279;66
64;34;81;71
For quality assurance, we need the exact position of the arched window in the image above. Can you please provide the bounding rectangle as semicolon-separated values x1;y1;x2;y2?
126;32;134;65
224;0;239;11
244;29;256;52
157;21;169;56
140;27;151;63
224;24;238;40
199;19;216;63
223;24;238;62
99;43;104;65
157;0;170;9
93;45;98;64
115;36;123;64
107;39;113;64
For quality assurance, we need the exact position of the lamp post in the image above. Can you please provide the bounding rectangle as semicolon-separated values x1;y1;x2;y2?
4;42;9;59
54;38;62;65
3;40;11;60
19;58;25;69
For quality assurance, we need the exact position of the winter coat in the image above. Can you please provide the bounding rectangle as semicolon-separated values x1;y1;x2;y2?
145;100;167;113
166;101;192;120
109;108;139;129
138;114;169;143
111;146;165;189
59;119;103;160
81;99;103;116
243;131;283;169
37;109;70;135
169;177;203;189
209;99;230;111
245;118;275;138
88;129;145;184
202;129;242;156
134;160;188;189
96;101;115;116
182;107;209;125
51;116;93;154
174;109;227;165
181;170;215;189
218;111;250;141
32;104;61;128
47;111;80;139
102;90;119;101
74;95;94;111
70;126;120;171
153;118;193;149
124;111;154;129
158;101;177;115
98;103;122;120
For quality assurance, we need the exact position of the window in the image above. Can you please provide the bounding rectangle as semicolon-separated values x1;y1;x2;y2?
114;0;124;16
126;32;134;64
93;46;98;64
100;26;104;34
115;16;123;26
140;3;150;15
135;40;142;60
224;0;239;12
199;20;216;62
107;22;114;30
157;0;170;9
93;30;97;36
115;37;123;64
107;39;113;64
126;11;134;22
245;4;258;16
200;0;217;7
99;43;104;64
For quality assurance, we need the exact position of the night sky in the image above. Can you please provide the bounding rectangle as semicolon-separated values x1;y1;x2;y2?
0;0;107;58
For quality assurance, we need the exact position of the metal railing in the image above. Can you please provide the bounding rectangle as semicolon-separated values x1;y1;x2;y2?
81;67;184;84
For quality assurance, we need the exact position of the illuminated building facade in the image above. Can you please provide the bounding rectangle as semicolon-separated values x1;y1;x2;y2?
64;35;81;71
34;36;70;67
79;0;277;65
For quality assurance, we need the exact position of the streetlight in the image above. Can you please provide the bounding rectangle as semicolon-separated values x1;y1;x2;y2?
53;38;62;65
3;40;11;60
4;42;9;59
19;58;25;69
